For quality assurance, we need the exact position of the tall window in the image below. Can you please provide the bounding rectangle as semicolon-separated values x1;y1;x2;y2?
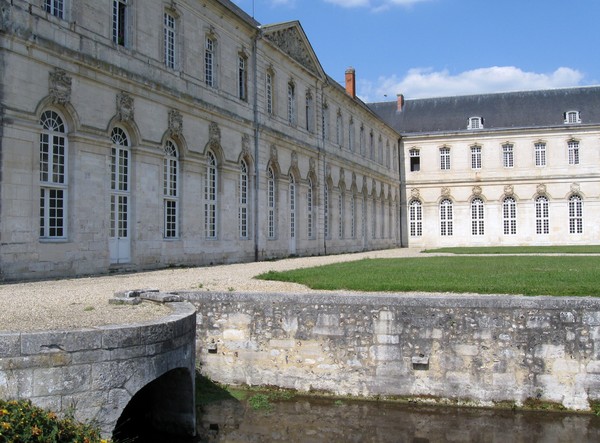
535;196;549;235
380;195;385;238
163;140;179;238
110;127;130;243
267;167;276;239
205;152;218;239
369;132;374;160
535;142;546;167
336;112;343;146
371;197;377;238
305;91;314;132
409;200;422;237
440;199;453;236
471;198;484;235
239;160;249;239
348;120;355;152
289;176;296;240
164;12;176;69
287;82;296;125
502;143;514;168
378;137;384;164
307;178;314;239
266;71;273;115
471;146;482;169
44;0;64;19
205;36;215;87
338;193;345;239
503;197;517;235
350;195;356;239
568;140;580;165
39;110;67;239
238;55;247;101
440;147;451;170
409;149;420;172
112;0;128;46
322;104;330;142
359;126;365;156
569;195;583;234
324;184;330;239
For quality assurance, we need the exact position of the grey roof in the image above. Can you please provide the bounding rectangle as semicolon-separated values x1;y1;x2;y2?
368;86;600;135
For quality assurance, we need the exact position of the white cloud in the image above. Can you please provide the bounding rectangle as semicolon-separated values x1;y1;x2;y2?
324;0;429;10
359;66;585;102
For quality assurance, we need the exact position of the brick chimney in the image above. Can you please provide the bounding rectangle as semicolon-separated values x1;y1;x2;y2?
345;67;356;98
397;94;405;112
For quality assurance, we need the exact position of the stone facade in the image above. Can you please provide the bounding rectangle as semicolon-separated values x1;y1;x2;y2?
0;299;197;437
190;291;600;411
0;0;400;280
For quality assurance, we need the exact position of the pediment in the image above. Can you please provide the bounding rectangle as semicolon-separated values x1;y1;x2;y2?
261;21;325;79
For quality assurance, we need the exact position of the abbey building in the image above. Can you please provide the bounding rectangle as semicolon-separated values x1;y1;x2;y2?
0;0;401;279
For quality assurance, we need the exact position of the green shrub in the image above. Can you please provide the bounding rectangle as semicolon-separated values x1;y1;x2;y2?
0;399;109;443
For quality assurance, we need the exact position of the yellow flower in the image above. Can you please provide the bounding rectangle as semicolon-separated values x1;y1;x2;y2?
1;421;11;430
31;425;42;436
0;409;8;416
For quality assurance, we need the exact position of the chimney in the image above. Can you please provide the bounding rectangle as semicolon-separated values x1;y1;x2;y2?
397;94;405;112
345;67;356;98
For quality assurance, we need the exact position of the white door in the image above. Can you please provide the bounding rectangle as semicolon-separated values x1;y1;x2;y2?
109;129;131;264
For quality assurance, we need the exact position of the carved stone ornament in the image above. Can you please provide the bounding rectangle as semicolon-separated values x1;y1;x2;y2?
270;144;278;162
263;27;318;75
168;110;183;137
325;163;331;180
411;188;421;199
209;122;221;143
504;185;514;196
472;185;482;196
441;187;451;197
291;151;298;168
309;157;316;175
351;172;357;187
571;183;581;194
536;184;547;195
241;134;251;158
116;92;134;122
49;68;72;105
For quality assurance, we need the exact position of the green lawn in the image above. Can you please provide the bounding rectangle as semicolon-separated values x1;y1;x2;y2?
424;245;600;254
256;256;600;296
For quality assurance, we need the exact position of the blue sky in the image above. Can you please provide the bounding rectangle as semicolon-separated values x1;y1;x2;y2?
232;0;600;102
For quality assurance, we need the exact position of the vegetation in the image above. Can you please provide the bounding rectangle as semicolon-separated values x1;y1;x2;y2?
0;399;108;443
256;255;600;296
424;245;600;254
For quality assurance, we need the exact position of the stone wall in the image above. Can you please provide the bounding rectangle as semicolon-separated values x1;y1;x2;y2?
189;291;600;411
0;299;197;437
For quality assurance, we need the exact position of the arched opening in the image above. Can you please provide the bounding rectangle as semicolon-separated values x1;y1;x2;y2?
113;367;195;442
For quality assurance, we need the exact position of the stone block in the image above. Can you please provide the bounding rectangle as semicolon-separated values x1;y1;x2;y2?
583;312;600;326
534;344;565;359
33;365;92;396
0;333;21;357
453;344;479;357
369;345;401;362
102;325;141;349
376;334;400;344
21;330;102;355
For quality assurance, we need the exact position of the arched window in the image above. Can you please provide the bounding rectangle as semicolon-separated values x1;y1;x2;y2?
239;159;249;239
307;178;314;239
289;175;296;239
267;167;276;239
535;196;549;234
440;199;453;236
110;127;130;259
409;200;422;237
324;183;330;239
338;192;345;239
471;198;484;235
350;194;356;239
163;140;179;238
205;151;218;239
503;197;517;235
569;195;583;234
39;110;67;239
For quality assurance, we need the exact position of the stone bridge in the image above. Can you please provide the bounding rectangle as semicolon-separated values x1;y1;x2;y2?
0;293;197;439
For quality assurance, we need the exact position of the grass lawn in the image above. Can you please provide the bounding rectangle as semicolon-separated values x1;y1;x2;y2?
424;245;600;254
256;256;600;296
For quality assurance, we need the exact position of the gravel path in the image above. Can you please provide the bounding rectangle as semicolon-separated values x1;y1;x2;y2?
0;248;424;332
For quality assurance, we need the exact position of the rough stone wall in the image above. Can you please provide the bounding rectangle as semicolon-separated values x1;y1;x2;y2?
0;300;197;436
189;291;600;411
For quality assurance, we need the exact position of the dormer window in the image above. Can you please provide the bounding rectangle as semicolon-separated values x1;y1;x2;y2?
468;117;483;130
564;111;581;124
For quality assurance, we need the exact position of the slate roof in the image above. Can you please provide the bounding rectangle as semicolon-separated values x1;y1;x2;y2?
368;86;600;135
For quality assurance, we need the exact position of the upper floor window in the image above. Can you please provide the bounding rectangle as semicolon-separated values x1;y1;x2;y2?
39;110;68;239
471;198;484;236
266;71;274;115
322;104;329;142
471;145;482;169
205;36;216;87
238;54;247;101
409;200;422;237
287;82;296;125
409;149;420;172
44;0;64;19
569;195;583;234
164;12;176;69
502;143;514;168
112;0;128;46
468;117;483;130
305;90;314;133
535;142;546;167
440;199;453;236
564;111;581;124
378;136;384;164
369;131;375;160
336;111;343;146
440;147;451;170
568;140;580;165
359;126;365;156
348;119;355;152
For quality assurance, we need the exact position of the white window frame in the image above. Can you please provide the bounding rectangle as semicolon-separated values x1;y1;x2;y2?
164;12;177;70
440;199;453;236
564;111;581;124
238;54;247;101
205;151;218;239
409;148;420;172
471;145;482;170
470;198;484;236
266;71;273;115
409;200;422;237
205;36;216;87
338;193;345;239
535;196;549;235
440;147;451;170
503;197;517;235
324;183;330;239
502;143;514;168
239;160;249;239
289;176;296;240
287;82;296;125
535;142;546;167
307;178;314;239
163;140;179;238
569;195;583;234
267;167;276;239
112;0;128;46
468;116;483;130
44;0;65;19
568;140;580;165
